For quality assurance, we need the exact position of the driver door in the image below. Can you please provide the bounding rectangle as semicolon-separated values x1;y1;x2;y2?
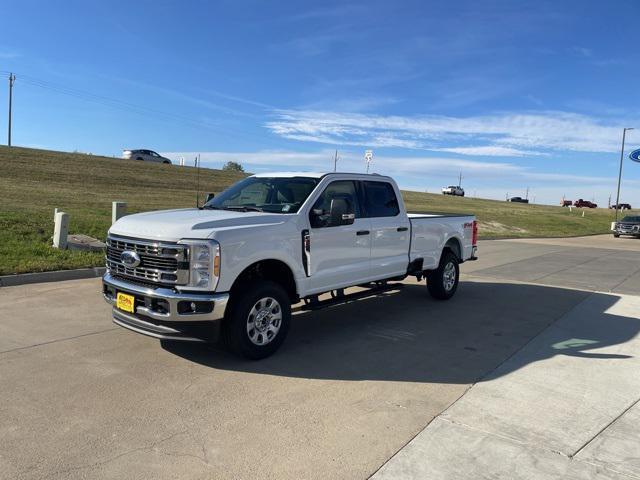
306;180;372;293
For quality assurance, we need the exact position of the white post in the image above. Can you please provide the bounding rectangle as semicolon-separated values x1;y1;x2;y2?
53;212;69;249
112;201;127;224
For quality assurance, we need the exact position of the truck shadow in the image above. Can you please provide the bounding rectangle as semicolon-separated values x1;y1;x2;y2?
162;281;639;384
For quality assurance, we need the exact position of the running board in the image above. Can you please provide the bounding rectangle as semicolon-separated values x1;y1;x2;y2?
295;282;404;313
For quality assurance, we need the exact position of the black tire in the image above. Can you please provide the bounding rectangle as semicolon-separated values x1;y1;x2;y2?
163;160;171;164
427;251;460;300
136;157;143;161
613;234;620;238
460;192;465;197
222;281;291;359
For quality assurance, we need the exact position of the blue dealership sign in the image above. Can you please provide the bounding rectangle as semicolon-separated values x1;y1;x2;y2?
630;148;640;163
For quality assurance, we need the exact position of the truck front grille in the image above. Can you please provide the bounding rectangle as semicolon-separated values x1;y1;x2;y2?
106;235;189;286
617;223;640;233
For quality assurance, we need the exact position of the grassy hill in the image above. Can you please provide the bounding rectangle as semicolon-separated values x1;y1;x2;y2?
0;145;622;275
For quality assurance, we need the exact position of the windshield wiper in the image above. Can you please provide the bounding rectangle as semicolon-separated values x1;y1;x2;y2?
222;205;264;212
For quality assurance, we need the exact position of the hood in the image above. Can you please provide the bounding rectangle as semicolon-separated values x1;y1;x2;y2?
109;208;290;241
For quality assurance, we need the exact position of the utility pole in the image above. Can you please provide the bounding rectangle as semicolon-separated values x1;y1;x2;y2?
458;171;463;186
615;128;634;221
195;154;201;207
525;186;529;200
7;73;15;146
333;150;338;172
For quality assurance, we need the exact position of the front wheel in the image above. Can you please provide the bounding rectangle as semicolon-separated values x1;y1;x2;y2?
613;234;620;238
427;251;460;300
222;281;291;359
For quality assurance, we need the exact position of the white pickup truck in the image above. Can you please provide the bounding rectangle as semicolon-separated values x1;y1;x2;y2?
102;172;478;359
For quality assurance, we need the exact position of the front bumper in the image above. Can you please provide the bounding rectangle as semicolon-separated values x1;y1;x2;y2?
102;272;229;342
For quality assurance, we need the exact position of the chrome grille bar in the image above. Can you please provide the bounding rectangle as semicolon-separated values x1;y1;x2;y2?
106;235;189;286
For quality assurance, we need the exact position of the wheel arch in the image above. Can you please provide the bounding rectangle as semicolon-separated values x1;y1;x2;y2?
442;236;462;262
229;259;299;303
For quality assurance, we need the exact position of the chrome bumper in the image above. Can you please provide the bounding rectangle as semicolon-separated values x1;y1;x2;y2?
102;272;229;341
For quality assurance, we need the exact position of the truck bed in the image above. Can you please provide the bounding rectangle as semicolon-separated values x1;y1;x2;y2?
408;212;476;269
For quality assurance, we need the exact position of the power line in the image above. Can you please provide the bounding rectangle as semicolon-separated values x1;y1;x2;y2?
0;70;275;146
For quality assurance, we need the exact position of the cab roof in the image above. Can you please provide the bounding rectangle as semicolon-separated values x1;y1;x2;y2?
251;171;391;180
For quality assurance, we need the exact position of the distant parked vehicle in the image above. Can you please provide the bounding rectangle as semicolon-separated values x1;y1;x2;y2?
123;149;172;164
442;185;465;197
574;199;597;208
610;203;632;211
561;200;573;207
508;196;529;204
613;215;640;238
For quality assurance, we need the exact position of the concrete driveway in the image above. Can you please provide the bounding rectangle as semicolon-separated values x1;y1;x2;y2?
0;235;638;479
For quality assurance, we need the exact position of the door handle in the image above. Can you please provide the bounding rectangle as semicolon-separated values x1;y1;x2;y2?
397;227;408;232
356;230;370;236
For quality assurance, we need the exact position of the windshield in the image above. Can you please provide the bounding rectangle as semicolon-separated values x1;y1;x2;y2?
621;216;640;222
205;176;319;213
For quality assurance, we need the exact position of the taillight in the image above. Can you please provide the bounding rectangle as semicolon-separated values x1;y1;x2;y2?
472;220;478;246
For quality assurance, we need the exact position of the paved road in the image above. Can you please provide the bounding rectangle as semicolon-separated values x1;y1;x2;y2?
0;235;638;479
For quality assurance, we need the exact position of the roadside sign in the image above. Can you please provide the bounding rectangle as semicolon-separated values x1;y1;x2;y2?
630;148;640;163
364;150;373;173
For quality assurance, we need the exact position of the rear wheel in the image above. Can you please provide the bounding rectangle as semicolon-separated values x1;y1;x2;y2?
427;251;459;300
222;281;291;359
614;234;620;238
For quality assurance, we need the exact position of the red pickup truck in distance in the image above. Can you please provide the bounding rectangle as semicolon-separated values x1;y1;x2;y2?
574;199;597;208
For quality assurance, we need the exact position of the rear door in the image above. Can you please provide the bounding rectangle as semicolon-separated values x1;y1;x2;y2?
306;180;372;293
362;180;411;279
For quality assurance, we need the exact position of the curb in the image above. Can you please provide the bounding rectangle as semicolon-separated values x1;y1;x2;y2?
0;267;106;287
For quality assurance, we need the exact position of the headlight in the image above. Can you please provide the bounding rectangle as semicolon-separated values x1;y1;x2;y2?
178;239;220;291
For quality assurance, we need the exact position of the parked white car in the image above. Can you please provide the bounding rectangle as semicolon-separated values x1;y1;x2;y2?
123;149;172;164
442;185;465;196
102;172;478;359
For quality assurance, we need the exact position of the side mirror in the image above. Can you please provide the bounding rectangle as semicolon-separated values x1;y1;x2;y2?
329;197;355;226
205;192;215;203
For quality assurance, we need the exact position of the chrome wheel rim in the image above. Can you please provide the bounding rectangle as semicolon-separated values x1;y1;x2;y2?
443;262;457;291
246;297;282;346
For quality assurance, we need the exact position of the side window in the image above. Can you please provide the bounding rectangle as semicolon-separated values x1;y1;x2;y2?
310;180;360;227
363;181;400;217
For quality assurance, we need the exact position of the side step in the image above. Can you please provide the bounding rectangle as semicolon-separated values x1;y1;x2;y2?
295;282;404;313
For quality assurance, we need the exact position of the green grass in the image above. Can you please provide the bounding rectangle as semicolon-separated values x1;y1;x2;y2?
0;145;624;275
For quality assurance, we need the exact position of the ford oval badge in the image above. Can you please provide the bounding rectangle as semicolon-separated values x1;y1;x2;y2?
120;250;141;268
630;148;640;163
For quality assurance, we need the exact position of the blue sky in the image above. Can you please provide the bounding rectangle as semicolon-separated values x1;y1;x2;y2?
1;0;639;205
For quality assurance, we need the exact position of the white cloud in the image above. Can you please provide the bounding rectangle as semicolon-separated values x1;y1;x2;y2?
0;48;20;59
265;110;631;154
162;149;639;206
430;146;545;157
